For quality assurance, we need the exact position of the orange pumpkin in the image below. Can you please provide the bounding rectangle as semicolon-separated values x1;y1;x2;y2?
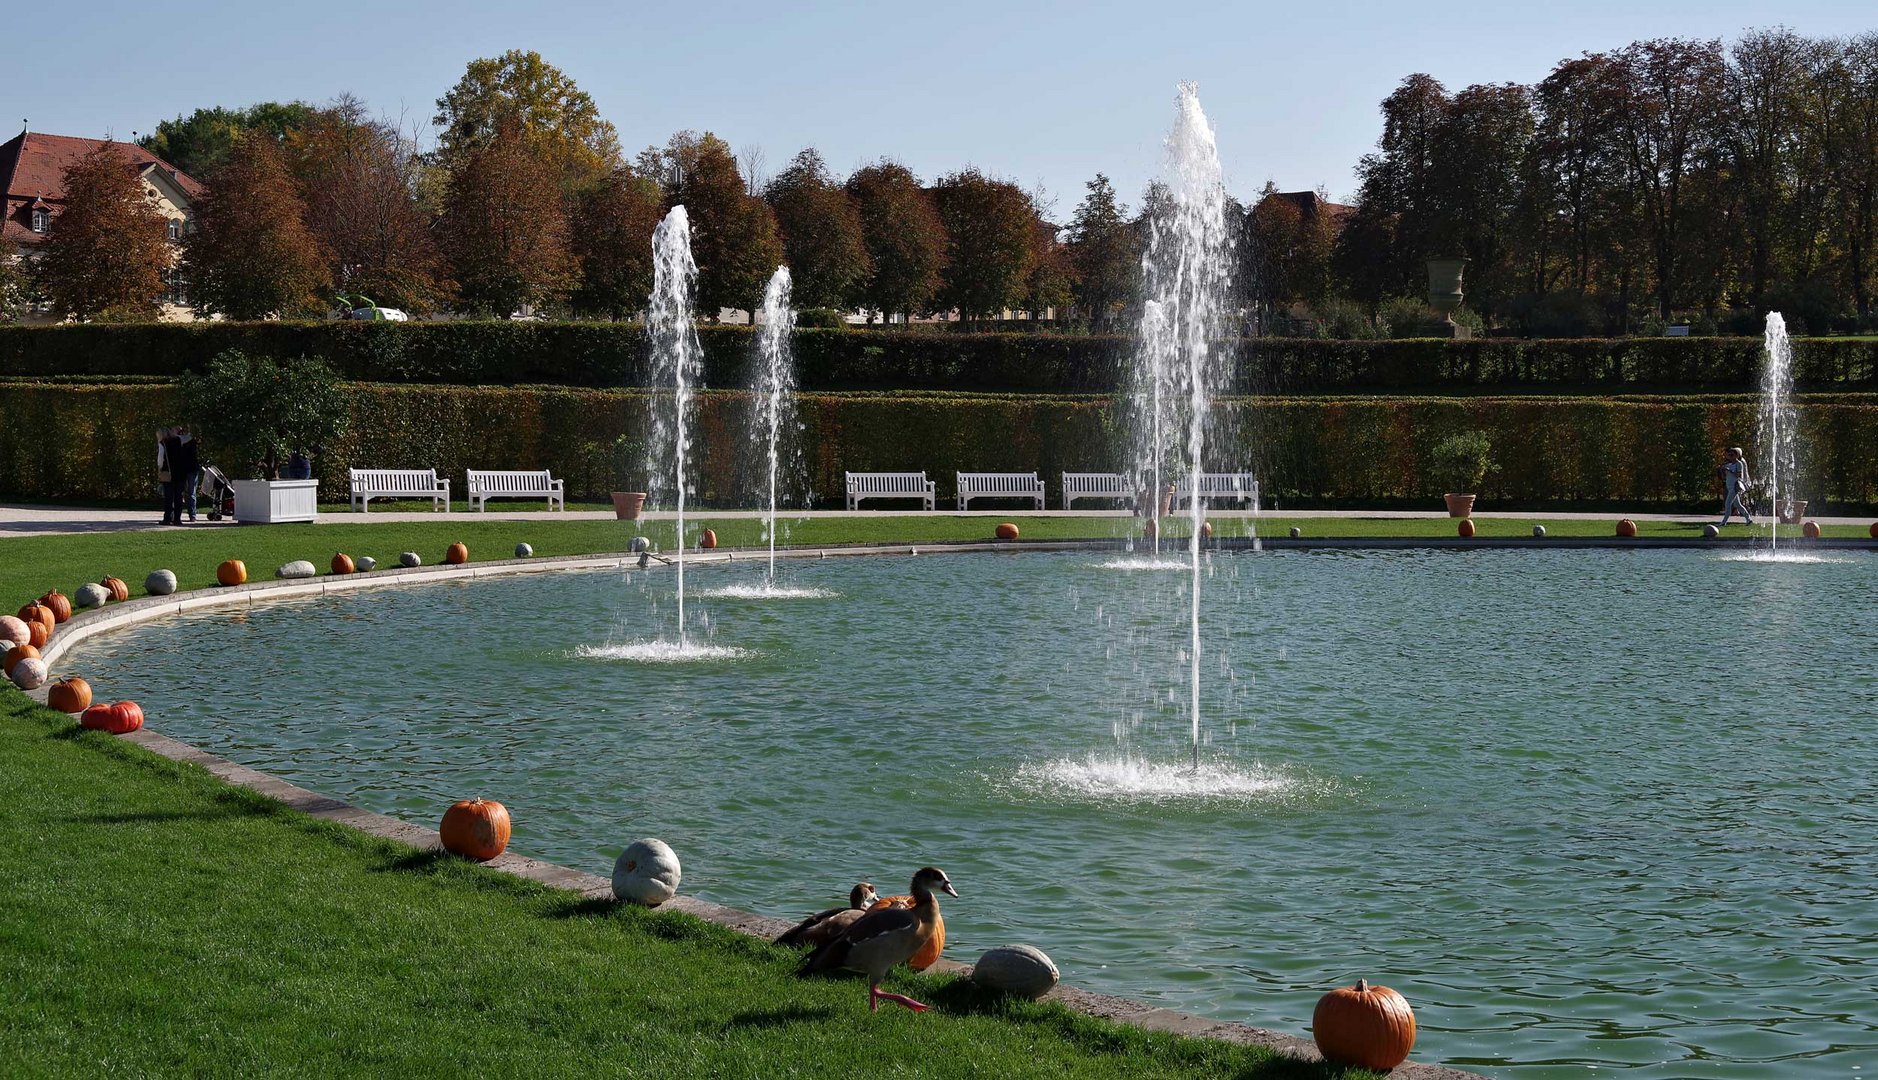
1870;521;1878;539
995;522;1019;541
1615;518;1638;538
1802;520;1821;540
39;590;72;623
871;895;945;970
19;603;54;635
217;560;248;586
48;676;93;714
1199;521;1213;539
99;576;130;603
1312;978;1417;1070
80;700;144;735
439;798;510;861
1458;518;1476;538
331;552;356;575
699;529;718;550
27;619;49;648
444;542;470;565
4;643;41;674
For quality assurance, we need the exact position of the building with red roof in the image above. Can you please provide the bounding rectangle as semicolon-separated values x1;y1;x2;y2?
1;130;203;318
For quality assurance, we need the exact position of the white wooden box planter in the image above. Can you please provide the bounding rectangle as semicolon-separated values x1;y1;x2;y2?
232;479;319;524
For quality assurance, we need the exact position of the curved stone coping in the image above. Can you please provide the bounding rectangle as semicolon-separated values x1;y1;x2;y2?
20;546;1484;1079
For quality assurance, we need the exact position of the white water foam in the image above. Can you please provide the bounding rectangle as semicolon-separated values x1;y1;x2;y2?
1012;753;1299;805
1098;557;1191;571
693;584;836;599
575;641;752;663
1717;551;1853;565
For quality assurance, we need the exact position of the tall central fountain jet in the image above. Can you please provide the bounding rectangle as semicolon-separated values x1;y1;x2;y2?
1131;83;1234;767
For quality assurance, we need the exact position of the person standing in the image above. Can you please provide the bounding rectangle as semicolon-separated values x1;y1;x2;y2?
156;427;177;526
1718;446;1754;526
171;425;202;522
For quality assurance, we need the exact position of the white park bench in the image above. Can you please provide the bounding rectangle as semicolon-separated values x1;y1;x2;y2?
845;471;936;510
956;471;1045;510
349;468;450;512
1061;472;1132;510
467;469;566;512
1174;473;1260;509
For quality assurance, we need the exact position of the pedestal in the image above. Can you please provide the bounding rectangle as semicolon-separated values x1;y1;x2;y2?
232;479;319;524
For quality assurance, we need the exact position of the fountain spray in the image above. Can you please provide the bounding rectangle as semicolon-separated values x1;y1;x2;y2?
649;207;702;645
1758;313;1797;556
754;267;799;586
1135;84;1233;767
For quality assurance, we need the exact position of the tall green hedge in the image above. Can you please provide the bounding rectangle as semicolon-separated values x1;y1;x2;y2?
3;321;1875;393
6;381;1877;510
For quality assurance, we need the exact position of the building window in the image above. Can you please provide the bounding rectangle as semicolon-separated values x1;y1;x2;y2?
161;268;188;306
30;208;49;234
167;219;180;240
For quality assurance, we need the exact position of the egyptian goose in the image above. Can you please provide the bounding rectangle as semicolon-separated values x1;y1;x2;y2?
798;866;957;1012
869;889;945;970
776;882;879;947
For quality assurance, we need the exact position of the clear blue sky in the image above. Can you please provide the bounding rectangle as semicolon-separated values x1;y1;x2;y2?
9;0;1874;214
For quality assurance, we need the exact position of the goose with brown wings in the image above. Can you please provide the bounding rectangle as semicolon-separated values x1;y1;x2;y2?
797;867;957;1012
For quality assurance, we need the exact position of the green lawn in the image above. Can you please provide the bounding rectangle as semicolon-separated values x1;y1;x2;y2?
0;695;1371;1079
1;513;1859;606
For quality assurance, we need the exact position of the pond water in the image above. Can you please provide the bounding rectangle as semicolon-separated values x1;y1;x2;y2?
67;548;1878;1077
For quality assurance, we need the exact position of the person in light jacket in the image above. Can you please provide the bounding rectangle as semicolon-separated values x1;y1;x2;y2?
1718;446;1754;526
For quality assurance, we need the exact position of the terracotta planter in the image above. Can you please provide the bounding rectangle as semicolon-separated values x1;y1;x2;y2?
1778;500;1808;525
611;492;648;520
1444;493;1477;518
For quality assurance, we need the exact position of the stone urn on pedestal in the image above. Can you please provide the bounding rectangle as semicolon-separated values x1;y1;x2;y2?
1427;257;1473;340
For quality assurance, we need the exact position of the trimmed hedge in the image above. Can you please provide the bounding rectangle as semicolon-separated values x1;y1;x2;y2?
6;382;1878;510
3;321;1876;393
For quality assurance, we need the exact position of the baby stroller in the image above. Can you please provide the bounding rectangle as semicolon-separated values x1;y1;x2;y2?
197;465;237;521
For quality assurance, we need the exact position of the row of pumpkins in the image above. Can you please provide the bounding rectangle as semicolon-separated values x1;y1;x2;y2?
4;590;143;732
215;541;476;587
5;546;1419;1072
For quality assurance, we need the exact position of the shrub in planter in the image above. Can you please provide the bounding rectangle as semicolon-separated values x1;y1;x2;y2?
1426;430;1494;495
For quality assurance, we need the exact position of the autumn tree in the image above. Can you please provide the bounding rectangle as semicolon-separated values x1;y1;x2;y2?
1817;32;1878;318
288;97;451;312
569;168;664;318
1433;82;1536;318
1246;184;1338;315
139;101;318;178
845;161;946;322
0;239;30;321
764;149;871;310
1064;174;1138;329
185;133;330;319
34;142;172;320
931;168;1037;319
644;131;781;316
439;125;576;316
1023;218;1075;319
435;50;621;191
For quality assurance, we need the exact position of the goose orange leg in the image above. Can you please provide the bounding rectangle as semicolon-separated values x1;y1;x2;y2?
869;982;929;1013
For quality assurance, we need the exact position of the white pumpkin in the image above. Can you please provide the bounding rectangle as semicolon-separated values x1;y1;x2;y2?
0;616;28;648
612;838;681;907
8;656;48;690
74;583;111;609
514;543;533;558
972;945;1060;999
399;552;422;568
629;536;651;553
145;569;179;595
355;556;378;571
276;560;317;579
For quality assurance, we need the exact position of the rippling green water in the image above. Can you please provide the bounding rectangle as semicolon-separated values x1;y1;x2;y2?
67;548;1878;1077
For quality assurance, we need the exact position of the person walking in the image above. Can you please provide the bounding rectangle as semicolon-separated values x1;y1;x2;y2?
1718;446;1755;526
170;425;202;522
156;426;178;526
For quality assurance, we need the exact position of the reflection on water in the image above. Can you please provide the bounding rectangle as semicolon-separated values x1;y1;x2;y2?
66;549;1878;1077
